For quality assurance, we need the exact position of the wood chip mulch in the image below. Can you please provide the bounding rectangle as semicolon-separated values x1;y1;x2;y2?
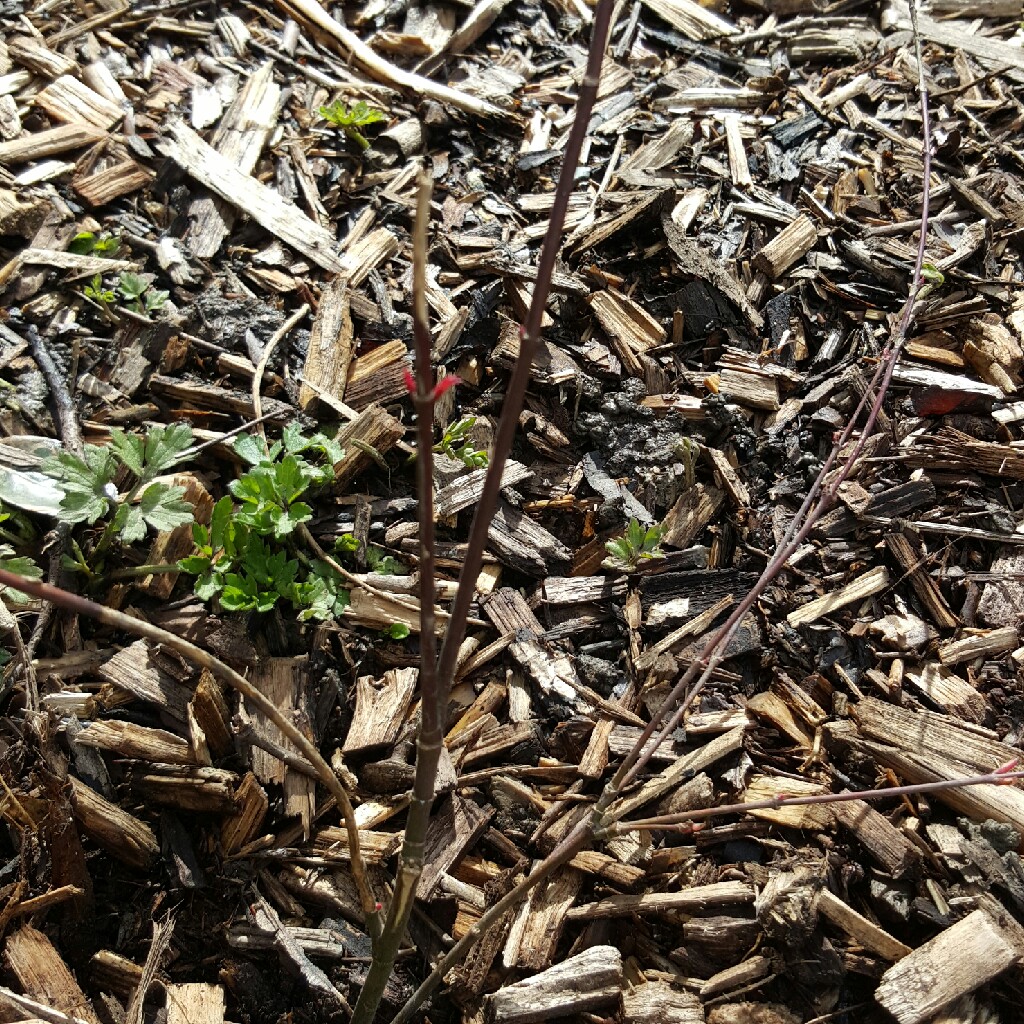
2;1;1024;1023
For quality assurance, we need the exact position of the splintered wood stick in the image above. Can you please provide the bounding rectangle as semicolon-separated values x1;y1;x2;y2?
787;565;890;627
485;945;623;1024
274;0;510;122
723;113;751;187
816;889;911;962
158;120;345;273
0;123;105;164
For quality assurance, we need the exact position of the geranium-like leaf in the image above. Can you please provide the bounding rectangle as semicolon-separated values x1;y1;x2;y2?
233;433;267;467
138;483;194;534
144;423;194;475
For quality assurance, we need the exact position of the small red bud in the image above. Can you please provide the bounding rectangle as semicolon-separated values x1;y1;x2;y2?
432;374;461;400
403;369;417;394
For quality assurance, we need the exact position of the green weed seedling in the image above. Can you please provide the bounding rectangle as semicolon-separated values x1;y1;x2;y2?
43;423;196;568
435;416;488;469
0;503;37;549
68;231;121;257
117;272;169;315
319;99;385;151
603;517;665;572
82;274;116;307
179;424;350;621
367;545;406;576
81;271;169;318
333;536;406;576
918;261;945;302
0;545;42;606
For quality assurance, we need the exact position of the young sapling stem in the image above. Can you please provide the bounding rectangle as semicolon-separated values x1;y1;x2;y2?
349;170;442;1024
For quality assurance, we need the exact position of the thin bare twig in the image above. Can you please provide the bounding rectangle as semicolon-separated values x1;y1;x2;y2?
251;303;308;449
274;0;510;122
387;2;617;1019
0;986;94;1024
431;0;616;744
602;0;936;796
610;768;1024;834
15;321;84;684
350;169;439;1024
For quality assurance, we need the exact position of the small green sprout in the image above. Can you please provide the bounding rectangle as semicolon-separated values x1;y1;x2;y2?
918;262;945;302
83;274;115;306
435;417;488;469
69;231;121;257
81;272;168;317
117;272;169;315
42;423;196;566
0;544;42;606
603;518;665;573
319;99;386;151
367;546;405;576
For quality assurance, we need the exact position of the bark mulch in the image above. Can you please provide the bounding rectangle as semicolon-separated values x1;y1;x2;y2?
1;0;1024;1022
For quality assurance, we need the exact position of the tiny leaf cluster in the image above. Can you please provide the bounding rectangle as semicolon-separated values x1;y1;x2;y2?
69;231;120;257
0;543;42;606
83;272;168;315
603;518;665;572
117;272;169;314
435;416;488;469
319;99;385;151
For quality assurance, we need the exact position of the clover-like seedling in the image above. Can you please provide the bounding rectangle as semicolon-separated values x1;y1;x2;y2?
117;272;169;315
69;231;120;257
603;518;665;572
82;274;115;306
319;99;386;151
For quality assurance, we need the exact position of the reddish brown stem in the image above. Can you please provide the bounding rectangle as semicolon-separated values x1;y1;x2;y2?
613;769;1024;834
392;10;938;1019
605;0;936;794
350;171;440;1024
387;3;616;1021
431;0;615;707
